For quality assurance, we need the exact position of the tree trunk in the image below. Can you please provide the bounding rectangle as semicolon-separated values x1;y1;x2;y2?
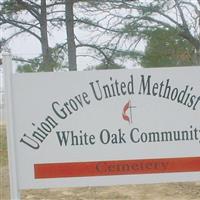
65;0;77;71
40;0;54;71
194;48;200;65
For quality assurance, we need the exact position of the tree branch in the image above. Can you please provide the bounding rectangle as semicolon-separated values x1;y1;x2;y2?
174;0;189;30
0;14;41;41
16;0;40;21
75;17;123;34
76;43;111;63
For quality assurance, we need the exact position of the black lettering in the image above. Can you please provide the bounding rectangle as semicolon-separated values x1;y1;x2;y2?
139;75;151;95
89;80;103;101
20;134;40;149
56;131;70;146
82;92;90;104
100;129;110;144
52;101;67;119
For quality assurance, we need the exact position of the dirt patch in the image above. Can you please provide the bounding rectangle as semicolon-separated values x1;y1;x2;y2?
16;181;200;200
0;165;10;200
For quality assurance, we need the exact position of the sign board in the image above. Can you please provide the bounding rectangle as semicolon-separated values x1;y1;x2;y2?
4;57;200;194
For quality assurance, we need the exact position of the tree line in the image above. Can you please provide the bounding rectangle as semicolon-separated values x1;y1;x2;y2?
1;0;200;72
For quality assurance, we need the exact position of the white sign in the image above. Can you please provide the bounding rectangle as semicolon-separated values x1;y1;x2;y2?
5;59;200;193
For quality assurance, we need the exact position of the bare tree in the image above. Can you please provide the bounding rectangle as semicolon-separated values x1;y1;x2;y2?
65;0;77;71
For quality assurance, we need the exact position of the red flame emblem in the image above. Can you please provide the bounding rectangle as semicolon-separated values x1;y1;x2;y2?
122;101;131;123
122;100;136;124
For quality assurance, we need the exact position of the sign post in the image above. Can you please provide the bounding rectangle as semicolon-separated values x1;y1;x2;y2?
3;53;20;200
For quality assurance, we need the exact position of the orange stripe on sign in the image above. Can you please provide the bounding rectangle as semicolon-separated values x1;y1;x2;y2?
34;157;200;179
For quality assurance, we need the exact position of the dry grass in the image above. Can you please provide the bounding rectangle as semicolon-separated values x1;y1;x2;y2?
0;124;10;200
0;125;8;167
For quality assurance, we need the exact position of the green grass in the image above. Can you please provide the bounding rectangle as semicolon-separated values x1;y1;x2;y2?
0;125;8;167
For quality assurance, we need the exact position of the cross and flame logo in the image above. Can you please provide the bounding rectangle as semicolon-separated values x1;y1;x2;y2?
122;100;136;124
